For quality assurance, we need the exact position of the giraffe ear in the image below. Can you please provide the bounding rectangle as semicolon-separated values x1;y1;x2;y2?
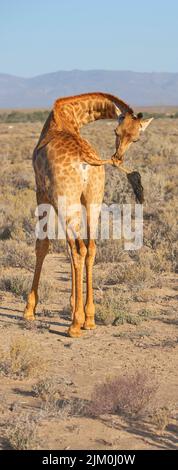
115;107;125;123
140;117;154;132
115;106;121;117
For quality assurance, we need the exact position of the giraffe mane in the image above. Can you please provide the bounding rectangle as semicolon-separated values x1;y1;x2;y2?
53;92;133;117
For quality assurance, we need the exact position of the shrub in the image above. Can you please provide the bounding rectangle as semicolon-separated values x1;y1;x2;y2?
0;240;34;270
95;290;140;326
6;413;38;450
0;336;45;379
0;110;49;124
89;370;157;417
0;274;31;298
0;273;56;303
32;377;73;417
150;406;171;432
96;240;123;264
32;377;63;402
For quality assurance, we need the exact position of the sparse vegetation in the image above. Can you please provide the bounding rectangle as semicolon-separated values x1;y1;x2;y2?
0;273;56;303
0;336;45;379
32;377;63;402
150;406;172;432
32;377;75;418
95;290;146;325
89;370;157;417
6;413;39;450
0;113;178;450
0;240;34;269
95;290;128;325
0;110;49;124
0;274;31;298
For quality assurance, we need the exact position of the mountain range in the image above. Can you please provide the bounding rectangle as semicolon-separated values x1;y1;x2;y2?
0;70;178;108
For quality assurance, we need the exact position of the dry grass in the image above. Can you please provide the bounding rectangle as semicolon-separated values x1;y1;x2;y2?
32;377;74;418
32;377;63;402
95;290;145;326
0;189;36;243
6;413;39;450
96;290;128;325
32;376;85;419
0;272;56;303
0;274;31;298
0;336;46;379
0;116;178;309
150;406;172;432
0;240;34;270
95;261;157;290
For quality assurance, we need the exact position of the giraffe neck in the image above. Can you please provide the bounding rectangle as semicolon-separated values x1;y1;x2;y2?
53;92;134;133
36;92;134;151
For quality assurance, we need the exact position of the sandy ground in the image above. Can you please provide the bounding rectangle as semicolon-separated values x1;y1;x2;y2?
0;253;178;450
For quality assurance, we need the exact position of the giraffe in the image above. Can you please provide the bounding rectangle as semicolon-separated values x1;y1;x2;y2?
24;92;153;337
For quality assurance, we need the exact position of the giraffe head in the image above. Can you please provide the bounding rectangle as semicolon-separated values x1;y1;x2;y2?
114;112;153;161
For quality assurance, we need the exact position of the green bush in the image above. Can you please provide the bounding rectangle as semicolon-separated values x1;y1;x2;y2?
0;110;50;123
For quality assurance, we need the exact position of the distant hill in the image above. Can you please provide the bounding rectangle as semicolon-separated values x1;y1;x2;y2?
0;70;178;108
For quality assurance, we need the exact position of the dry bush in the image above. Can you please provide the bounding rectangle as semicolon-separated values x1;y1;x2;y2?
95;290;129;326
32;377;63;403
0;274;31;298
38;308;59;318
0;273;56;304
138;308;155;320
41;398;73;419
0;240;34;270
19;319;50;333
96;240;123;264
32;377;81;419
6;413;38;450
0;189;36;244
0;336;45;379
150;406;171;432
34;277;57;304
88;370;157;417
95;259;158;291
41;395;87;419
12;176;32;190
120;263;156;289
96;289;143;326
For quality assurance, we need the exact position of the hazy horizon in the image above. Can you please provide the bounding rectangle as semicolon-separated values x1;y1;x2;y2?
1;0;178;77
1;69;178;80
0;69;178;108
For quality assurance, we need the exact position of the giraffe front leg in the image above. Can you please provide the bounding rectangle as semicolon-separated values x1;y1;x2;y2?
67;238;87;338
84;239;96;330
70;254;76;320
24;238;49;321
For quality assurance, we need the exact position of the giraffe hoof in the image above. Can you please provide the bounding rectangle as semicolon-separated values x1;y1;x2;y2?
67;326;83;338
83;320;96;330
23;307;35;321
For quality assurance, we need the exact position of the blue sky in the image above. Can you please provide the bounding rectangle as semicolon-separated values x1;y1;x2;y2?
1;0;178;77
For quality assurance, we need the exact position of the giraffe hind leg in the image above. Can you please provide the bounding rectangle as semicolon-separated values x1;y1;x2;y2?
67;237;87;338
84;239;96;330
24;237;49;320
